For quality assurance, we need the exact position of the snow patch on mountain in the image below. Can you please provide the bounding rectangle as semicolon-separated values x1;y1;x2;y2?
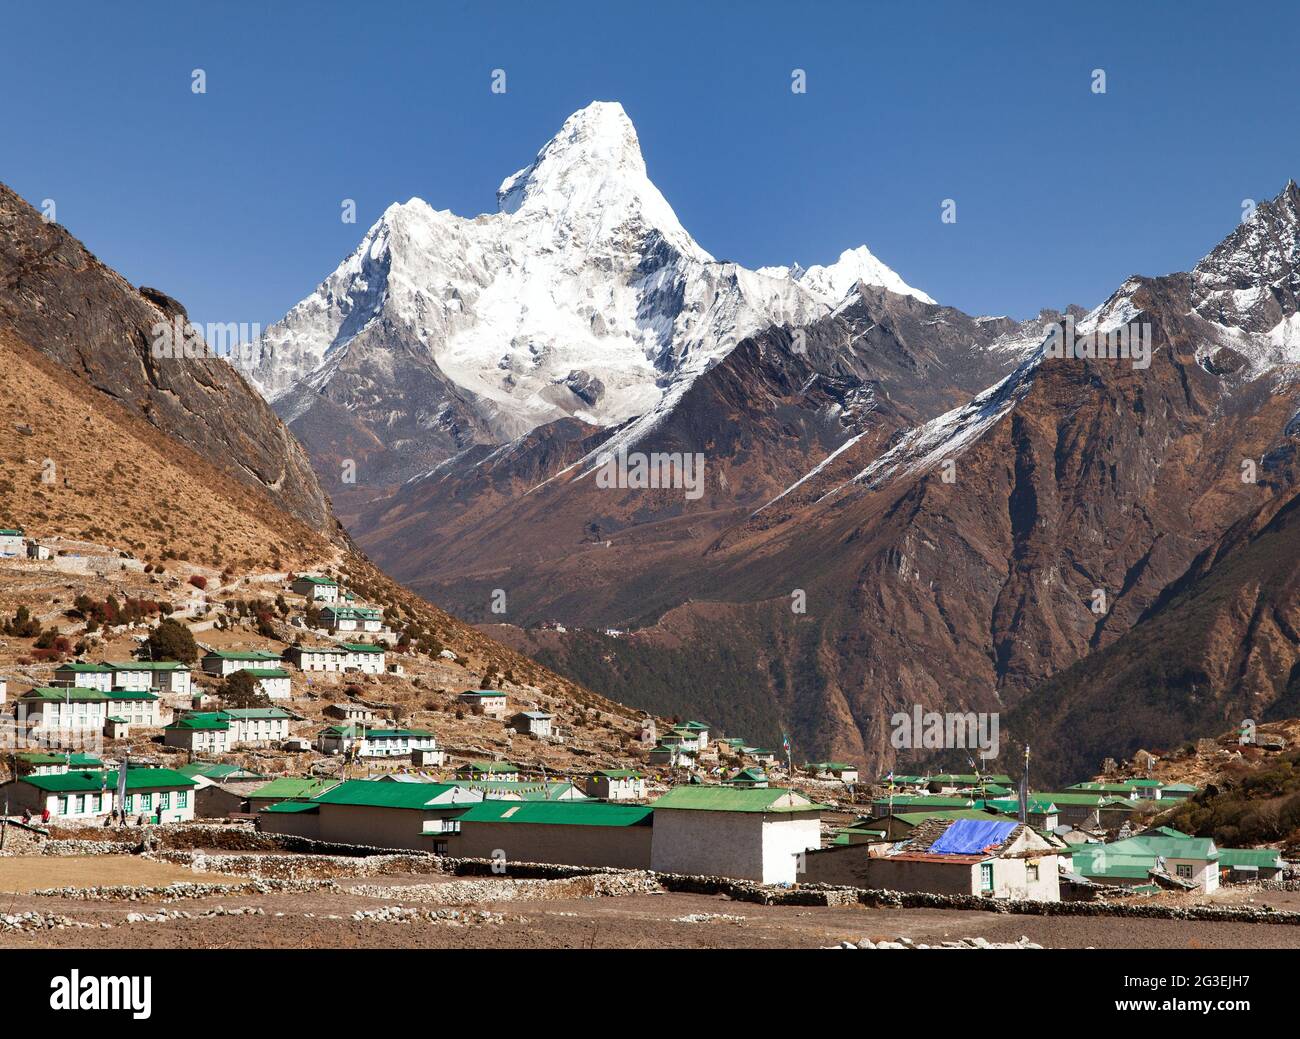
759;245;935;305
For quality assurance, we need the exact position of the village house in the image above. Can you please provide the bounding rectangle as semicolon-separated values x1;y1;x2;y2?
448;800;653;868
341;642;385;674
1035;792;1143;829
328;703;376;724
926;773;1015;795
584;769;646;801
114;661;192;699
450;779;586;801
255;779;483;852
242;667;292;700
458;690;507;718
316;725;439;759
508;710;554;737
291;574;340;603
175;763;266;818
1068;780;1164;801
1218;847;1285;884
105;688;167;728
649;787;826;885
0;768;198;824
1071;833;1220;893
165;708;292;750
870;795;976;817
283;644;348;672
26;540;51;560
15;687;108;733
648;742;693;767
201;649;284;678
163;713;230;754
221;708;293;745
0;527;25;558
979;797;1061;831
320;605;383;634
14;751;102;776
245;777;339;814
724;767;769;788
802;816;1061;900
52;662;115;692
455;761;522;783
804;761;860;783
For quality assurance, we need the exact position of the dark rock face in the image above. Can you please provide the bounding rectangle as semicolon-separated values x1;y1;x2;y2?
355;185;1300;775
0;183;336;533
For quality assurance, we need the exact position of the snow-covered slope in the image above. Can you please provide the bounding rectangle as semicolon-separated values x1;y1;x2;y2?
242;101;934;451
758;245;935;305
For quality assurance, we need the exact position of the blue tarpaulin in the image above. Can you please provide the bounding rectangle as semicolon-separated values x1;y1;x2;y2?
928;818;1018;855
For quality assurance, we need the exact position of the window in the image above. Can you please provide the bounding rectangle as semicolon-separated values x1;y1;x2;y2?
1176;863;1193;879
1026;863;1039;882
140;793;152;810
979;862;994;892
159;791;171;810
58;797;68;815
177;791;188;808
123;794;134;813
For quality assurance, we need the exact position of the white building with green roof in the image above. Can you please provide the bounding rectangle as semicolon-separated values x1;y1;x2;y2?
649;786;827;884
291;574;340;603
0;527;24;558
201;649;284;678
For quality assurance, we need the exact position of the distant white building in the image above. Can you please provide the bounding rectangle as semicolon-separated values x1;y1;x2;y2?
105;689;167;727
0;528;24;558
243;667;292;700
284;644;348;672
341;643;385;674
585;770;646;801
16;687;108;732
201;649;284;677
649;786;825;885
291;574;339;604
321;606;383;634
316;725;438;759
26;541;51;561
509;710;554;737
458;690;507;719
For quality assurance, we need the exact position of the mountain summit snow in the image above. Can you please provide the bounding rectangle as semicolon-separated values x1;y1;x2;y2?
241;100;933;487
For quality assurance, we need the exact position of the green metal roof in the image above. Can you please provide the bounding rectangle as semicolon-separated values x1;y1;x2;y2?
459;690;506;698
19;686;109;702
203;650;282;661
872;796;975;808
929;773;1014;785
593;769;643;778
339;642;383;653
16;751;102;767
1218;848;1284;868
294;574;337;585
22;769;196;793
651;786;826;813
455;800;651;827
242;668;290;679
219;708;292;720
108;661;188;672
106;689;160;701
458;761;520;774
176;762;265;781
54;662;114;673
248;777;338;800
310;779;460;810
166;713;229;731
261;800;320;814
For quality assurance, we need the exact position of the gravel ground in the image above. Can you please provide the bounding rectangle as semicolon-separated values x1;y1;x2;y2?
6;877;1300;949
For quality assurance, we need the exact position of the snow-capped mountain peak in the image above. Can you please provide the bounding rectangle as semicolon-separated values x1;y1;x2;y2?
242;100;935;478
758;244;935;305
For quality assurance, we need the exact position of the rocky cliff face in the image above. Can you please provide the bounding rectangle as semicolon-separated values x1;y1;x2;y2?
0;182;337;534
364;184;1300;774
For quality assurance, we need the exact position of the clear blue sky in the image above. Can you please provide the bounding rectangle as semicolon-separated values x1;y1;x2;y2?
3;0;1298;328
